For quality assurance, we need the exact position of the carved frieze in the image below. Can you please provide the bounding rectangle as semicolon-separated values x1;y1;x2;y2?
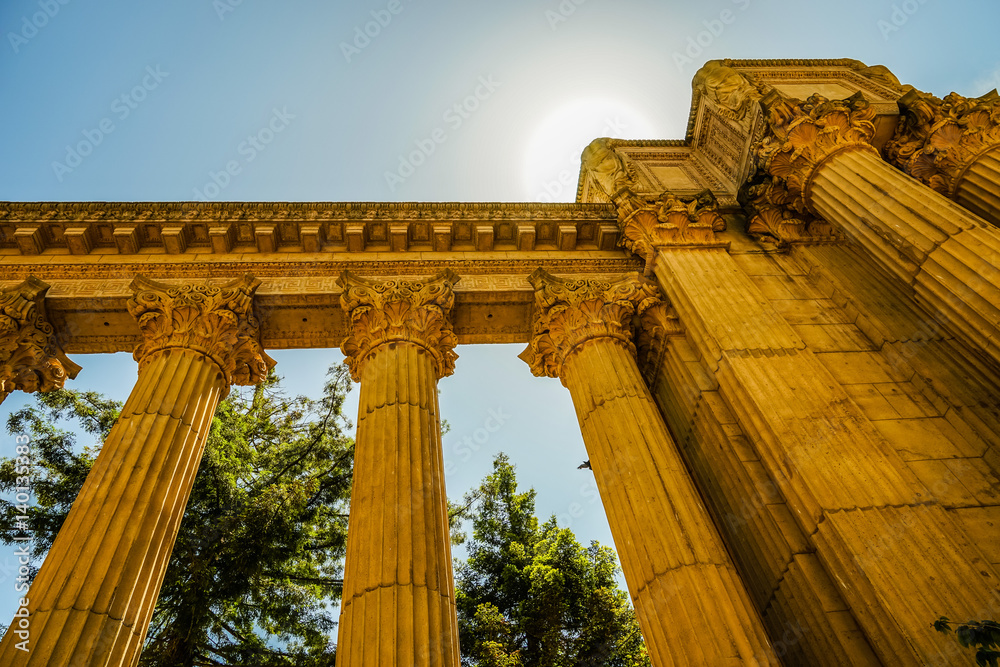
128;274;274;388
885;89;1000;196
0;277;80;397
518;269;661;381
338;270;460;381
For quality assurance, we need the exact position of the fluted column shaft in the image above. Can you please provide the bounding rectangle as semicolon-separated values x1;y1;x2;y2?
564;338;777;666
0;350;225;665
337;341;458;665
336;270;461;667
810;147;1000;368
652;246;1000;666
955;147;1000;226
520;270;777;667
884;89;1000;227
0;274;272;667
758;91;1000;373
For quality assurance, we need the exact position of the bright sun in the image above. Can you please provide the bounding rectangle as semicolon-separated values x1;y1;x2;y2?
522;98;658;202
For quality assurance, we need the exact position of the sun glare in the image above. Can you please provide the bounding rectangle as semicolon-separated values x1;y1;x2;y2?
522;98;657;203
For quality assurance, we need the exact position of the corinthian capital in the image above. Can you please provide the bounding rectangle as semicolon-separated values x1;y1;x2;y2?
885;88;1000;196
0;277;80;397
740;177;840;246
338;270;460;381
518;269;661;380
757;91;879;212
613;189;726;273
128;274;274;388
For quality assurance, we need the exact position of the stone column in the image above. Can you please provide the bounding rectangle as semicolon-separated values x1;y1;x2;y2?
643;237;1000;665
0;275;273;667
336;270;461;667
757;90;1000;370
0;276;80;405
886;88;1000;227
519;269;778;666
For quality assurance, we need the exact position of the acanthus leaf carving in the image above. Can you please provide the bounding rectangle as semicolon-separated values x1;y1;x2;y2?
518;269;661;382
757;91;879;213
740;177;841;247
127;274;274;390
634;300;683;386
885;88;1000;196
613;188;727;274
338;270;460;381
0;276;80;398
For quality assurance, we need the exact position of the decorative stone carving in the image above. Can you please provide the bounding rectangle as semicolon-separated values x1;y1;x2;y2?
0;276;80;397
885;88;1000;196
338;270;460;381
581;138;638;198
613;188;726;272
128;274;274;388
846;60;904;91
740;177;839;246
634;300;683;384
757;91;879;213
693;60;760;121
518;269;660;380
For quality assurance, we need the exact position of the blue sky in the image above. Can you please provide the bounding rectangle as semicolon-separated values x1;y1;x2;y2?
1;0;999;640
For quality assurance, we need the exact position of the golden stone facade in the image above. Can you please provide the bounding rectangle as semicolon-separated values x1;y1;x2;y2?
1;58;1000;666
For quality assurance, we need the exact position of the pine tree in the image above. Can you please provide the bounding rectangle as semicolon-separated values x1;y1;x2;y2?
452;453;649;667
0;364;355;666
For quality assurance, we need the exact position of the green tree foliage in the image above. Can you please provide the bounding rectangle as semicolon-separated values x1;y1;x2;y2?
452;453;649;667
934;618;1000;666
0;364;355;666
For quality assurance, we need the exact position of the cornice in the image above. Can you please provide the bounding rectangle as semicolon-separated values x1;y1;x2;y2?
0;201;621;256
0;200;615;222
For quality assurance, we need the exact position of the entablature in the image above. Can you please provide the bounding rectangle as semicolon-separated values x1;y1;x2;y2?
577;58;907;205
0;202;647;355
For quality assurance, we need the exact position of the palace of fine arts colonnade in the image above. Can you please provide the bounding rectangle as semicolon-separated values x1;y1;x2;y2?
1;59;1000;666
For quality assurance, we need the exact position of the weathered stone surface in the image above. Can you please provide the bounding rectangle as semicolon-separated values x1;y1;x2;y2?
1;58;998;667
0;276;80;403
0;276;270;667
886;89;1000;225
521;270;779;666
337;272;461;666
